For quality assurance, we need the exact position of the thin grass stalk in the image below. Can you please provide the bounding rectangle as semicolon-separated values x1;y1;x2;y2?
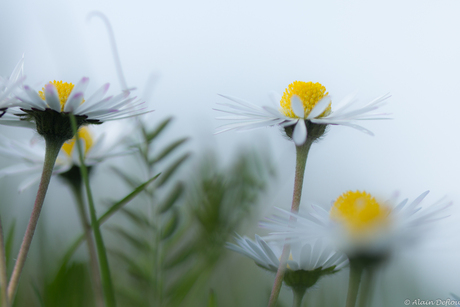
0;217;9;307
70;114;117;307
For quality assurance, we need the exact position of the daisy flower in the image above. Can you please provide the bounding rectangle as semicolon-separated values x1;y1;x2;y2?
0;123;136;192
1;78;148;142
215;81;390;145
227;234;347;290
0;56;25;113
262;191;451;259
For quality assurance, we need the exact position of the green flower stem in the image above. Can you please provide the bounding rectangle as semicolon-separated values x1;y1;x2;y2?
69;182;105;307
70;115;116;307
7;136;63;302
292;288;307;307
0;217;9;307
268;140;313;307
346;260;364;307
357;268;376;307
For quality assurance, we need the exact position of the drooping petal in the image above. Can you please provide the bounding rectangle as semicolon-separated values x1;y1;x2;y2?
292;120;307;146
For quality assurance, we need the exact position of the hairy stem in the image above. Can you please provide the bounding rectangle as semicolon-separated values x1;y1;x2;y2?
7;137;63;302
268;140;312;307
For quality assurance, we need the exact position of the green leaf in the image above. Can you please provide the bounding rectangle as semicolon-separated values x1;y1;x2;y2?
31;281;44;307
156;153;190;187
99;173;160;224
161;210;179;240
163;246;195;269
5;219;15;268
109;249;151;282
150;137;188;164
61;174;160;264
146;117;172;142
120;208;150;228
108;226;149;251
158;183;184;214
110;167;141;188
207;290;217;307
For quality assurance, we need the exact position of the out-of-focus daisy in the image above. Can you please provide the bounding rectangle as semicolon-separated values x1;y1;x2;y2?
0;123;136;192
215;81;390;145
2;78;148;142
0;56;25;114
263;191;451;259
227;234;347;290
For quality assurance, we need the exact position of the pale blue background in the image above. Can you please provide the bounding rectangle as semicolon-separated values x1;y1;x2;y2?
0;0;459;306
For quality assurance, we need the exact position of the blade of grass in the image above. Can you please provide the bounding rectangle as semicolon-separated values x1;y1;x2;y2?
0;217;9;307
70;114;116;307
61;174;160;264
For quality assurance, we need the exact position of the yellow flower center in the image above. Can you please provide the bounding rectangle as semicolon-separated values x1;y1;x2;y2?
38;80;79;112
61;127;94;157
330;191;391;235
280;81;331;118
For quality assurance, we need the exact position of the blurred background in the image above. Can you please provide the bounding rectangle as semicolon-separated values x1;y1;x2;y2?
0;0;459;306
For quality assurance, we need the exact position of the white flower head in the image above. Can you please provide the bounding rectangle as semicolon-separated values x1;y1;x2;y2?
1;78;149;142
0;122;137;192
0;55;25;112
227;234;347;289
215;81;390;146
262;191;452;259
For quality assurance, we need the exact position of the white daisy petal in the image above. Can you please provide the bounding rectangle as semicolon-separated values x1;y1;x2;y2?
228;234;346;277
9;55;24;82
23;86;48;110
299;243;313;270
1;77;149;130
64;93;85;113
214;82;389;142
64;77;89;112
44;83;61;111
308;96;331;119
290;95;304;118
264;190;450;259
269;91;282;108
18;173;43;193
292;120;307;146
84;83;110;105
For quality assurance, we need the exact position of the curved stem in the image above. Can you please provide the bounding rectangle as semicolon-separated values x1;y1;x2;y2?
69;183;105;307
70;115;117;307
0;217;9;307
268;140;312;307
346;261;364;307
7;137;63;302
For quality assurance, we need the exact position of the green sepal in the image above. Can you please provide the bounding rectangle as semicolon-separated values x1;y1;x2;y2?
22;108;100;143
283;266;339;291
283;120;327;144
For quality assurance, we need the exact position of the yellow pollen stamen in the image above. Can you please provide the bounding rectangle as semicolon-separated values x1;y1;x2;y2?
38;80;84;111
61;127;94;157
280;81;331;118
330;191;391;234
